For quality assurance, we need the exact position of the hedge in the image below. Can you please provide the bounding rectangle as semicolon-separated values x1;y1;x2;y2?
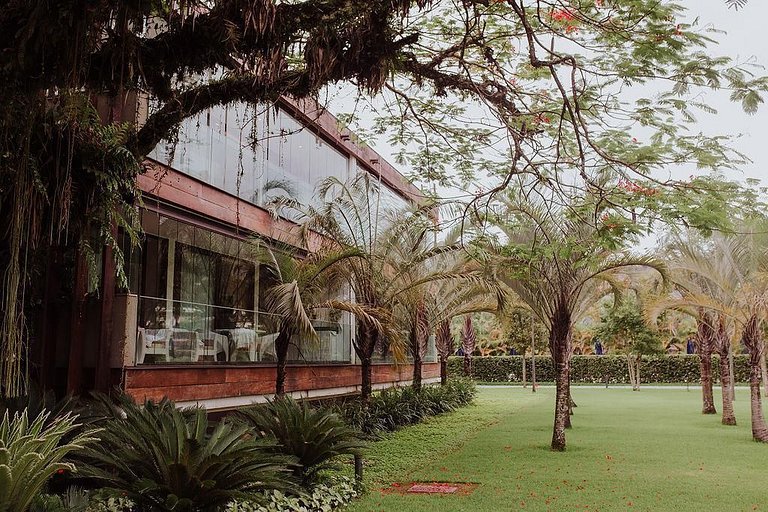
447;355;751;384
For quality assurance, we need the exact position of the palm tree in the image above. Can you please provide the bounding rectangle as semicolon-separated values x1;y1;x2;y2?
435;319;453;385
489;194;665;451
297;174;453;403
655;231;750;425
461;315;477;376
655;229;768;434
429;278;501;385
257;244;362;396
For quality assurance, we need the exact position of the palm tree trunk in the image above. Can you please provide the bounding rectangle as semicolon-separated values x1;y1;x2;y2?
440;358;448;386
715;318;736;425
729;350;736;401
355;324;377;405
274;330;291;397
549;303;572;451
552;359;571;451
463;354;472;377
697;313;717;414
700;353;716;413
719;350;736;425
741;315;768;442
361;355;373;405
749;363;768;442
761;354;768;397
412;352;423;392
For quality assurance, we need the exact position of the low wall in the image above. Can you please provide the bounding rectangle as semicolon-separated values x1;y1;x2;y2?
124;362;440;409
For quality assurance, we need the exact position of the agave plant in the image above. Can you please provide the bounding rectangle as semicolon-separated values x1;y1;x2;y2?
0;410;95;512
79;395;294;511
238;396;365;485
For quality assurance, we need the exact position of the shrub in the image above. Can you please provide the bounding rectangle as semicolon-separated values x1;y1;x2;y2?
31;489;136;512
30;488;90;512
340;379;476;435
79;394;294;512
0;410;95;512
447;355;751;384
226;476;360;512
237;397;365;485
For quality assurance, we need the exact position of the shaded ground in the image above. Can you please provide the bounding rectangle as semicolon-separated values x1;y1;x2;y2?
347;387;767;512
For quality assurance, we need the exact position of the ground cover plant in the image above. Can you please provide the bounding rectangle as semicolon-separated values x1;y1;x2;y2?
348;387;768;512
340;379;476;435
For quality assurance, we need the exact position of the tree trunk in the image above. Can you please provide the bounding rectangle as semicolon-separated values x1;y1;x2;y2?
715;317;736;425
355;323;377;405
719;349;736;425
549;303;572;451
274;330;291;397
729;350;736;401
440;358;447;386
635;354;643;391
741;315;768;442
761;353;768;397
531;353;537;392
749;363;768;442
626;355;636;390
412;352;423;392
361;356;373;405
552;360;570;451
522;353;527;388
463;354;472;377
697;312;717;414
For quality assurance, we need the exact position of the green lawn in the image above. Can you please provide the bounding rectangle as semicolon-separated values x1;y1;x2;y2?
347;386;767;512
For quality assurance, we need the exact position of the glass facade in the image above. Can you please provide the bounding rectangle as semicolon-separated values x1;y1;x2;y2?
136;102;431;367
121;211;354;365
150;103;364;212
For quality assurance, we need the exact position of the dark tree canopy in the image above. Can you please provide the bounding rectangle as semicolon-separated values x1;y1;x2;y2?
1;0;767;396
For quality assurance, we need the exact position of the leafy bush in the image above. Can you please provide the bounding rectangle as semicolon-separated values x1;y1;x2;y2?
0;410;95;512
447;355;751;384
31;489;136;512
0;383;78;429
237;397;365;485
340;379;476;435
30;488;90;512
226;476;360;512
79;394;294;512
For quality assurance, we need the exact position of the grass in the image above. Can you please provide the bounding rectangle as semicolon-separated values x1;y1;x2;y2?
347;386;768;512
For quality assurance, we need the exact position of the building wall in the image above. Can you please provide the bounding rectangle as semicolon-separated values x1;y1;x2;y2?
124;362;441;410
105;99;433;403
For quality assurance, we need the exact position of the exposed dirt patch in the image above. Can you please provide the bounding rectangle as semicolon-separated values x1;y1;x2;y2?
382;482;479;496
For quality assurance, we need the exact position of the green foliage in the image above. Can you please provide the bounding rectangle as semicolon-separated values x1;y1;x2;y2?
237;397;365;485
226;476;360;512
30;488;90;512
448;355;751;384
0;410;95;512
0;383;78;430
340;380;476;435
594;299;663;356
79;395;293;512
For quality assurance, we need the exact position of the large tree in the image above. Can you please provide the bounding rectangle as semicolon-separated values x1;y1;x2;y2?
487;190;666;451
2;1;767;397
